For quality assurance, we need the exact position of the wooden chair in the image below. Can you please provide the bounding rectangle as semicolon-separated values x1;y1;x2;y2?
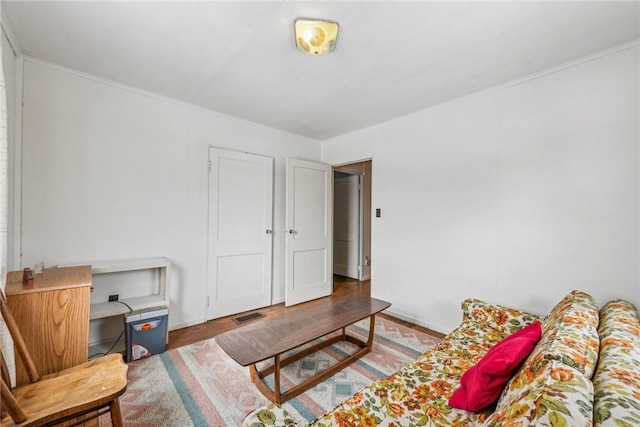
0;290;128;426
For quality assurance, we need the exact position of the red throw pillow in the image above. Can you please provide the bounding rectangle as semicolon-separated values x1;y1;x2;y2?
448;321;542;412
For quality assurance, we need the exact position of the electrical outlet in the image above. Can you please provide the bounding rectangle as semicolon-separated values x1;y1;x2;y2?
108;294;119;302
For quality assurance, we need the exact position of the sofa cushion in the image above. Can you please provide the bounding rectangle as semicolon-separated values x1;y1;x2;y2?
461;298;540;335
483;359;594;426
527;290;600;377
309;319;511;426
592;300;640;427
449;321;542;412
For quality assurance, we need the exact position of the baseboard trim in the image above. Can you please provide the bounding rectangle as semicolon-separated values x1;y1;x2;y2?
169;318;205;332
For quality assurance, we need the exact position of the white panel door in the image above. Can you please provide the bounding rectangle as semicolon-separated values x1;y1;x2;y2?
285;159;333;306
334;175;360;279
208;148;273;319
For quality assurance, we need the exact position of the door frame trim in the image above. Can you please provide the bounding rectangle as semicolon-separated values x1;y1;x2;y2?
332;159;372;281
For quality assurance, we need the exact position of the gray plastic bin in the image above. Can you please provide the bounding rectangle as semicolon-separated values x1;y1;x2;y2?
124;306;169;362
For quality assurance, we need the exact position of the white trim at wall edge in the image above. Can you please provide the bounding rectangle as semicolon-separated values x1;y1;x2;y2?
20;56;320;144
330;39;640;142
383;308;451;336
10;55;22;270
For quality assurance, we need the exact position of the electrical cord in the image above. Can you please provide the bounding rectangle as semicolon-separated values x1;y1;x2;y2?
88;328;125;359
87;300;134;359
114;299;133;312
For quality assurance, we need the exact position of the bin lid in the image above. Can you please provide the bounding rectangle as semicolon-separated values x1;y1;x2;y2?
124;306;169;322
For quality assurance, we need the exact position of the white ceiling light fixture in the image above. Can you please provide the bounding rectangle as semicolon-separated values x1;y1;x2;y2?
294;18;339;55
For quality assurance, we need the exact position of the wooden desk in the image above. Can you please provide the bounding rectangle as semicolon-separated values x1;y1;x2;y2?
5;266;92;385
216;294;391;403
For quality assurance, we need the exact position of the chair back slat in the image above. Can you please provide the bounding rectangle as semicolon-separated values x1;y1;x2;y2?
1;377;27;423
0;290;40;383
0;349;11;388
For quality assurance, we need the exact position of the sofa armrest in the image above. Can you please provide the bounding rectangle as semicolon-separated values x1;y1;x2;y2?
592;299;640;427
461;298;540;335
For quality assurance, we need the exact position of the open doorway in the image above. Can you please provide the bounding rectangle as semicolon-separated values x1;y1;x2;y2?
333;160;372;284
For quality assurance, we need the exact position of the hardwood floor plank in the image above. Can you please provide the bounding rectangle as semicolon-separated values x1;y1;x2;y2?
167;276;443;350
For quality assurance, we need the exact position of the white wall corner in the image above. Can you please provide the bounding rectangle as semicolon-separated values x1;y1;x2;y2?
0;14;22;58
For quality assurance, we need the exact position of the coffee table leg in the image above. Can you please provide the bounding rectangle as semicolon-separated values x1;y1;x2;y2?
248;314;380;405
366;315;376;350
249;364;260;388
274;355;281;404
250;356;282;404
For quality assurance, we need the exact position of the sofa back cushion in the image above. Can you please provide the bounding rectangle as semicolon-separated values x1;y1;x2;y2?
482;359;593;426
448;322;542;412
527;290;600;377
592;300;640;426
480;291;599;426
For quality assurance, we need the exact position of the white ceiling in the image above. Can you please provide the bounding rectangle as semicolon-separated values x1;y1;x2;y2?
3;1;639;140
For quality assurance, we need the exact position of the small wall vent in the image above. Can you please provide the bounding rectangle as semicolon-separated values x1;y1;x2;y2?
232;312;265;324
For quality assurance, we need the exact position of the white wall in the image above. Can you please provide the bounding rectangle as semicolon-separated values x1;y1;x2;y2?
19;59;321;331
322;44;640;333
12;39;640;338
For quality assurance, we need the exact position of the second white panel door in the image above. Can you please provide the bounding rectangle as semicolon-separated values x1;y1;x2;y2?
285;158;333;306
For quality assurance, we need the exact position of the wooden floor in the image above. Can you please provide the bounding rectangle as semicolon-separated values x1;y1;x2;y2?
167;275;444;350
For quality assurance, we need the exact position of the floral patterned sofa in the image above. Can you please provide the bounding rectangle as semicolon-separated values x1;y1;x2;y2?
244;291;640;426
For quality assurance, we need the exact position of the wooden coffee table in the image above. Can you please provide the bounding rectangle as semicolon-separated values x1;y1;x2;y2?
216;294;391;404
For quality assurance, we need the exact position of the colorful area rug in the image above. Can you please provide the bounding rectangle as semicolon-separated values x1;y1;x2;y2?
99;317;440;426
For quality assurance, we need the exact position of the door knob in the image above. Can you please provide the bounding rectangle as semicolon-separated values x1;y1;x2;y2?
288;230;296;234
266;230;272;234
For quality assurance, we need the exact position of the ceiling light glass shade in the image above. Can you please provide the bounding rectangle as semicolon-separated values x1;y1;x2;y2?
294;19;339;55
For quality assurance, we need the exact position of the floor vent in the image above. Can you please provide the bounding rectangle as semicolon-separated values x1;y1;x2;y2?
232;312;265;324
